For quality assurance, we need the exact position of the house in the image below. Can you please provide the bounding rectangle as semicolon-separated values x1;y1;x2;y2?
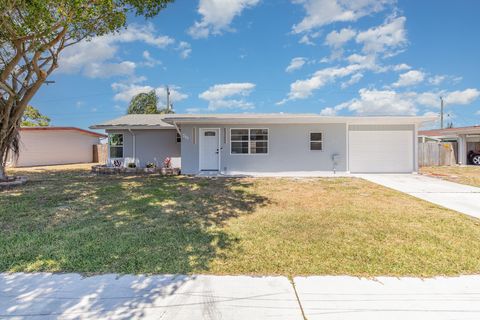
419;126;480;165
90;114;435;175
6;127;106;167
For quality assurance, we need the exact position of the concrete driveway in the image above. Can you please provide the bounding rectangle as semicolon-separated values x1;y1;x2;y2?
359;174;480;218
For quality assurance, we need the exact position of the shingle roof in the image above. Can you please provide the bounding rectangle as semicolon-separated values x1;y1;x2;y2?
90;114;175;129
419;126;480;136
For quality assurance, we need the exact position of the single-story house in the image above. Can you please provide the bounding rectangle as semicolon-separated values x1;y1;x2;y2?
419;126;480;165
90;114;434;175
6;127;106;167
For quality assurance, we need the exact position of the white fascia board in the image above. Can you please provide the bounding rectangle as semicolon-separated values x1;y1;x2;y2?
89;125;175;130
163;116;437;126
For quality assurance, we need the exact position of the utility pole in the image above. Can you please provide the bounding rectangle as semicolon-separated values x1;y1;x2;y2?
166;85;171;112
440;96;444;129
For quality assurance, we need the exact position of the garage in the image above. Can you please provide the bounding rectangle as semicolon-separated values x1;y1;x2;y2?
349;126;414;173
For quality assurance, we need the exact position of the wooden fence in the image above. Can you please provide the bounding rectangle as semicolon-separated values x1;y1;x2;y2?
93;144;108;164
419;142;457;167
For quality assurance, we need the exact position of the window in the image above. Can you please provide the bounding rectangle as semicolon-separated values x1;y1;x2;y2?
231;129;268;154
109;133;124;158
204;131;216;136
176;132;181;143
310;132;323;151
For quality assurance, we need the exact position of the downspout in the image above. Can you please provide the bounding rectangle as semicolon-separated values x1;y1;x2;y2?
173;121;181;135
128;129;136;164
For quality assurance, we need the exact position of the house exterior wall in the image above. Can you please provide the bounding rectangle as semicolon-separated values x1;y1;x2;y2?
13;130;100;167
179;123;347;174
106;129;181;167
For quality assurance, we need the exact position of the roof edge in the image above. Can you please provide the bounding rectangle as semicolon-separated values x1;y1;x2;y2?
20;126;107;138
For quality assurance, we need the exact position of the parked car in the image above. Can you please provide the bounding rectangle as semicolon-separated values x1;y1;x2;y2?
468;151;480;165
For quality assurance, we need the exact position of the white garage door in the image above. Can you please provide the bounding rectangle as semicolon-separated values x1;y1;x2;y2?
349;130;414;173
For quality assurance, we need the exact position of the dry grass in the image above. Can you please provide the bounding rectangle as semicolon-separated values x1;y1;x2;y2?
420;166;480;188
2;164;480;277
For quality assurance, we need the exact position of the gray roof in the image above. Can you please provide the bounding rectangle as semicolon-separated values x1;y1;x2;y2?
91;113;437;129
90;114;175;129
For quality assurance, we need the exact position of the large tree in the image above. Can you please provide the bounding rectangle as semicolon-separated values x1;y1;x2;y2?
0;0;173;179
127;89;174;114
21;105;50;127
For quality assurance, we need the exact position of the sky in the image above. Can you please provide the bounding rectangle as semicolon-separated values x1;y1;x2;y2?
30;0;480;130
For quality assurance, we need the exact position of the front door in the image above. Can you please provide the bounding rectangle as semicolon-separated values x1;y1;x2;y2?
200;128;220;171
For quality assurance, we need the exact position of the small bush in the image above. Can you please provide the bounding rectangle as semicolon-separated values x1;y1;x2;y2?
127;162;136;168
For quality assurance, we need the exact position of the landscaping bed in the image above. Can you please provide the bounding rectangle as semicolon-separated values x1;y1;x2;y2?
2;163;480;277
91;164;180;175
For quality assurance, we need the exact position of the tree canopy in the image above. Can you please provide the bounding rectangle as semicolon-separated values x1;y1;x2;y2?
0;0;174;178
127;90;174;114
21;106;50;127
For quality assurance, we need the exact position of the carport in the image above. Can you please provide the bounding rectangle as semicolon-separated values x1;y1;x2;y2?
419;126;480;165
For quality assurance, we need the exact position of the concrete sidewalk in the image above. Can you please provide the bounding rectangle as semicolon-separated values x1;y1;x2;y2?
0;273;303;319
359;174;480;218
2;273;480;319
295;275;480;320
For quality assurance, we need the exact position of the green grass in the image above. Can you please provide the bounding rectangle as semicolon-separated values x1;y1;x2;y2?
2;164;480;277
421;165;480;188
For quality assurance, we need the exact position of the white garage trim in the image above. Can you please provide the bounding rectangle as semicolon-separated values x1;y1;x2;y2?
348;125;415;173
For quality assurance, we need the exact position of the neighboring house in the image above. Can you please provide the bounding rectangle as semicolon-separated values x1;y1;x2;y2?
6;127;106;167
91;114;434;174
419;126;480;165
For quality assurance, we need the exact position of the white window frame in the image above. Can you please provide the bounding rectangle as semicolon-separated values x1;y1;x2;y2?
176;132;181;143
108;133;124;159
230;128;269;155
309;131;323;151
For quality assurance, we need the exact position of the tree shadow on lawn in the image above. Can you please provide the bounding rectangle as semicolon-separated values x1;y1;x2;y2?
0;171;269;275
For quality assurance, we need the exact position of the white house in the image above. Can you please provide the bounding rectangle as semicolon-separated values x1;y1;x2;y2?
91;114;435;175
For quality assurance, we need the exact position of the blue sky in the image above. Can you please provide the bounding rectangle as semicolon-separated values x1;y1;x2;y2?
30;0;480;130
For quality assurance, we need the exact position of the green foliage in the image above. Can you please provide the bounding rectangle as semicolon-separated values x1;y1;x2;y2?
21;106;50;127
127;90;159;114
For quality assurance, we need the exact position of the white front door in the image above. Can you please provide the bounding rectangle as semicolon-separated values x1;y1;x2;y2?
200;128;220;171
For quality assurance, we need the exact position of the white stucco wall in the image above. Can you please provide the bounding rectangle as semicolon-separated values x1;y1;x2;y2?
179;123;348;174
14;130;101;167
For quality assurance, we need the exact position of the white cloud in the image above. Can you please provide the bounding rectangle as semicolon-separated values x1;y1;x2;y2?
334;88;418;115
59;24;175;78
111;82;188;104
444;88;480;105
142;51;162;67
188;0;260;39
278;63;372;104
356;16;407;55
319;107;337;116
428;75;446;86
85;61;137;78
393;63;411;71
292;0;393;34
286;57;307;73
330;88;480;116
199;82;256;110
177;41;192;59
325;28;356;48
341;73;363;88
392;70;425;87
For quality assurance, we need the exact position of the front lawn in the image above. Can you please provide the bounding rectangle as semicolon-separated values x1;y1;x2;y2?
2;164;480;277
421;165;480;188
